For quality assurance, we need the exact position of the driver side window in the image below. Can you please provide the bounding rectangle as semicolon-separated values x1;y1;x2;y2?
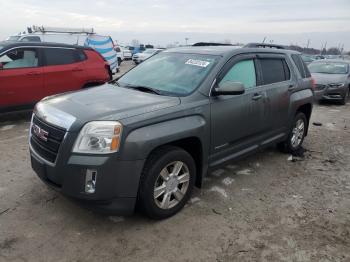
220;59;256;89
0;48;39;69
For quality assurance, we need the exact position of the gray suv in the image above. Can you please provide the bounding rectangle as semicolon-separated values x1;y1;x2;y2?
29;44;314;219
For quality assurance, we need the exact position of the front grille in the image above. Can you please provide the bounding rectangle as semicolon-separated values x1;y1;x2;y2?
30;115;66;163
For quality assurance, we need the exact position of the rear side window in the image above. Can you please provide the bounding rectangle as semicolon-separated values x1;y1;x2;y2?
76;49;87;61
259;58;290;85
292;54;311;78
220;59;256;89
44;48;77;66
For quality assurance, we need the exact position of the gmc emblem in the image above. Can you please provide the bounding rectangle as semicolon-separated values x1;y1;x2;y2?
32;124;49;142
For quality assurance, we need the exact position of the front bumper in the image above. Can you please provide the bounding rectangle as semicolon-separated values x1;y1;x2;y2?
322;86;347;100
30;145;145;215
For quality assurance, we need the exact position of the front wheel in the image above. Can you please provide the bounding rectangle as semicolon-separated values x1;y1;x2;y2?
340;88;349;105
138;146;196;219
278;112;307;153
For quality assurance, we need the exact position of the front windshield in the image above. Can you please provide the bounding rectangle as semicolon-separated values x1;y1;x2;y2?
118;52;218;96
6;36;20;41
309;62;349;74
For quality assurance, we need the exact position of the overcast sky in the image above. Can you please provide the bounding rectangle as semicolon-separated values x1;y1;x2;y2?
1;0;349;49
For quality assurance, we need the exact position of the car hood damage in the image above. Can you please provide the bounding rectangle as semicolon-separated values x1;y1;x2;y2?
35;83;180;131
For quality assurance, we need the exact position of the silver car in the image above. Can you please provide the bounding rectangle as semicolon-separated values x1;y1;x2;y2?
309;60;350;104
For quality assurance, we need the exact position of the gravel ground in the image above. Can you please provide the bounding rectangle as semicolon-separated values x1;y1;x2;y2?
0;61;349;262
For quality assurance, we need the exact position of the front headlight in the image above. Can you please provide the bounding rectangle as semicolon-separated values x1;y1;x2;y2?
73;121;122;154
329;83;345;88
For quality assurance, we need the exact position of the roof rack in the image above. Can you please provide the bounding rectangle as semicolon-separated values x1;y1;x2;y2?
29;26;94;34
193;42;233;47
244;43;286;49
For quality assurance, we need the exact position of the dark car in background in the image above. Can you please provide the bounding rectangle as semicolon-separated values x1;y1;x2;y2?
309;60;350;104
301;55;315;65
0;42;111;112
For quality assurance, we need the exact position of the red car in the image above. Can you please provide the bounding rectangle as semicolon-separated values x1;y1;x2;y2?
0;42;111;112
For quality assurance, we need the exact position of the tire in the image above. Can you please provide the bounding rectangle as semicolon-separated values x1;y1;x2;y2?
138;146;196;219
278;112;308;153
340;88;349;105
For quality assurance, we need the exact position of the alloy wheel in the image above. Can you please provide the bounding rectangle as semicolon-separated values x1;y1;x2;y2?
153;161;190;209
291;119;305;148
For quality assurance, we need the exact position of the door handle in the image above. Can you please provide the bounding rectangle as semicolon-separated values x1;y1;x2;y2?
288;84;295;91
252;93;263;100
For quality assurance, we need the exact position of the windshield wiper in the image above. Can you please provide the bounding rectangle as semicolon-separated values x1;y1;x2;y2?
109;79;120;86
123;84;163;95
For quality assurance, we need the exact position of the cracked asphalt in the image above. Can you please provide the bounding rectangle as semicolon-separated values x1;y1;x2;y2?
0;61;350;262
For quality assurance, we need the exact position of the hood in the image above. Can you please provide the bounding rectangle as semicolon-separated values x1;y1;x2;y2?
35;83;180;131
311;73;347;85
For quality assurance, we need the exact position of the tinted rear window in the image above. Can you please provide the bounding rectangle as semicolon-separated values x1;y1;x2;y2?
44;48;77;66
260;58;290;85
292;54;311;78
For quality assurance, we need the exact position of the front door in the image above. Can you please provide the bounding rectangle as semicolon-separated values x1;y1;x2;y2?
0;47;43;109
210;54;268;166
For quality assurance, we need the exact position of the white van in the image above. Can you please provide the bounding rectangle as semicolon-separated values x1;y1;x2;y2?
7;26;119;73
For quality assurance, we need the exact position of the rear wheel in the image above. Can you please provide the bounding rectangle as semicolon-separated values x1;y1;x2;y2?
138;146;196;219
278;112;307;153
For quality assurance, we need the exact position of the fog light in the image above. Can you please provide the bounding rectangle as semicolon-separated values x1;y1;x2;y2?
85;169;97;194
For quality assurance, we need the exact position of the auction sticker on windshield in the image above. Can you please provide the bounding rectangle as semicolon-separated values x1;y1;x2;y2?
185;59;211;68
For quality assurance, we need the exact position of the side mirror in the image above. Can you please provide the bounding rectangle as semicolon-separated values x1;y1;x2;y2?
213;81;245;96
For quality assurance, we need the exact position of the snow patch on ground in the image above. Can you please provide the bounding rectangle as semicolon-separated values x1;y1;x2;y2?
0;125;16;131
325;123;337;131
190;197;201;204
210;186;228;198
222;177;235;186
236;169;253;176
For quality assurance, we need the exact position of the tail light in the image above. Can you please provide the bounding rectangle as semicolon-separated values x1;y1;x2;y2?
311;78;316;90
105;64;112;80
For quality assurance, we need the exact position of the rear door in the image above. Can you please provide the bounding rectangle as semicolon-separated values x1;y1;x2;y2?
0;47;44;109
256;54;294;136
42;47;87;97
210;54;267;165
